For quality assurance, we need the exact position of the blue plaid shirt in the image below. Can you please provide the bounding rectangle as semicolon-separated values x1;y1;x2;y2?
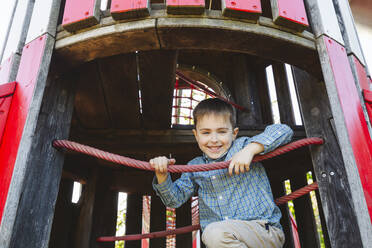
153;124;293;230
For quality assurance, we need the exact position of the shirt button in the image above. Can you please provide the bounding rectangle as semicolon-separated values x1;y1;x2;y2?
211;176;216;179
219;196;223;200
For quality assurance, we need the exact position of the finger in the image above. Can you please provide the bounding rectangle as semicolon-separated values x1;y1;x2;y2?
229;161;235;176
245;163;250;172
149;159;154;168
235;162;240;175
240;163;245;174
168;158;176;165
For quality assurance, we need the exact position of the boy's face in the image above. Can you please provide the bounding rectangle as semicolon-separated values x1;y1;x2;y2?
193;113;239;159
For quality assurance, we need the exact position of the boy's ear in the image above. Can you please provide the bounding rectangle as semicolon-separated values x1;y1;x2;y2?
192;129;198;140
233;127;239;139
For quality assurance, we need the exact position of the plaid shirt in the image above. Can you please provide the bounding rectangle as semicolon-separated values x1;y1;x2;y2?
153;124;293;230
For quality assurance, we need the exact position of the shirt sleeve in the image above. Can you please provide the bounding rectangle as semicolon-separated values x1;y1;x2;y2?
152;170;196;208
248;124;294;154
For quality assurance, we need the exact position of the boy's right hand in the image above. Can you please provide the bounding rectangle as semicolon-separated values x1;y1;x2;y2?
149;156;176;184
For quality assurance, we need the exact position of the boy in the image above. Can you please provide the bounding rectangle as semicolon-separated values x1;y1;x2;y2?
151;98;293;247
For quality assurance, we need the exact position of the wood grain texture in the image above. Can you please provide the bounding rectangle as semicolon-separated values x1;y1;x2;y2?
292;66;366;247
138;50;177;129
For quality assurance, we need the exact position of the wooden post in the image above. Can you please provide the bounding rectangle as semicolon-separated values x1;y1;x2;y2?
256;65;273;124
125;193;143;248
231;55;263;127
272;62;295;125
292;66;368;247
89;168;118;248
291;174;320;248
138;50;178;129
176;202;192;248
149;196;166;248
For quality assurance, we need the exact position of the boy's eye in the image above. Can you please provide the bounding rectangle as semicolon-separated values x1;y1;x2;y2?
218;130;228;134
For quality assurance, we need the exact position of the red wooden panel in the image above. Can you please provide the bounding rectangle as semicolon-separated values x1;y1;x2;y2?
111;0;150;20
353;56;370;91
275;0;309;28
223;0;261;13
166;0;205;15
0;55;14;85
62;0;99;32
0;82;16;145
0;35;46;224
324;36;372;222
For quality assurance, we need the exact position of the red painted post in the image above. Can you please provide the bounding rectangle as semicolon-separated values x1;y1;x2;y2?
324;36;372;222
0;82;16;144
62;0;101;32
166;0;205;15
0;35;46;224
364;90;372;121
111;0;150;20
221;0;261;20
271;0;309;32
353;56;370;91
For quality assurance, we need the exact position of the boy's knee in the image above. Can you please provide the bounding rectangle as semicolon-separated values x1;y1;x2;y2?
202;221;235;247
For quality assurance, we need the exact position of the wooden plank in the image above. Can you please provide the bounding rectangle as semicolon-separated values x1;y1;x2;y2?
332;0;366;66
0;82;17;144
269;180;294;248
322;36;372;220
49;179;75;248
221;0;262;20
305;0;344;45
292;66;370;247
256;65;273;124
0;56;76;248
271;0;309;32
166;0;205;15
89;168;118;248
176;201;192;248
0;55;15;84
272;62;295;125
231;55;263;127
74;61;111;129
291;174;320;248
62;0;101;32
74;168;98;248
138;50;177;129
25;0;62;43
98;53;141;129
0;34;49;231
110;0;150;20
125;193;143;248
150;196;166;247
353;56;370;91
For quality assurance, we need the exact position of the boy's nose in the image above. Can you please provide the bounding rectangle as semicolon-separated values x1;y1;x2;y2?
210;133;218;142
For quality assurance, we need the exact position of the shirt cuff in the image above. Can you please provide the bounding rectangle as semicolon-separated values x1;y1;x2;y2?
152;174;173;195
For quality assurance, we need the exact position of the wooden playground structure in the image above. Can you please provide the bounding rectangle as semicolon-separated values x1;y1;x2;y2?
0;0;372;247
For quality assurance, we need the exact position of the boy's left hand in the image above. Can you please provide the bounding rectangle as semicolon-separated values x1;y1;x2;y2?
228;142;264;176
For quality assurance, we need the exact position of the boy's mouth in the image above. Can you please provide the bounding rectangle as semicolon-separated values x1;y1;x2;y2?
207;146;223;153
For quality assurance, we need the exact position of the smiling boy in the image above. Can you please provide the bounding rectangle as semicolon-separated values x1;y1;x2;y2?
151;98;293;247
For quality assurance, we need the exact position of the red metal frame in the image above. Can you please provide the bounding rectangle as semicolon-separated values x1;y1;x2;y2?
0;35;46;224
0;82;17;145
276;0;309;27
324;36;372;222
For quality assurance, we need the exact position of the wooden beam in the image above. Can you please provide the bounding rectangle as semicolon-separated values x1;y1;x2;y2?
176;202;192;248
292;66;368;247
150;196;166;247
272;62;295;125
138;50;178;129
125;193;143;248
98;53;142;129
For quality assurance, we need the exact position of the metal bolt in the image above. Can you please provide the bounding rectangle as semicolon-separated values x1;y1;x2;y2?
330;171;335;176
321;172;327;178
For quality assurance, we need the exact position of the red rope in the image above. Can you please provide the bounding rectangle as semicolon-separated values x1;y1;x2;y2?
53;137;323;173
275;182;318;205
97;183;319;242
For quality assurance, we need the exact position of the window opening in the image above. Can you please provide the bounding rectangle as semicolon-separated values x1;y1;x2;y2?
71;181;82;204
101;0;109;10
166;207;176;248
285;64;303;125
142;196;151;248
172;78;212;125
306;172;325;248
266;66;281;124
115;192;128;248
